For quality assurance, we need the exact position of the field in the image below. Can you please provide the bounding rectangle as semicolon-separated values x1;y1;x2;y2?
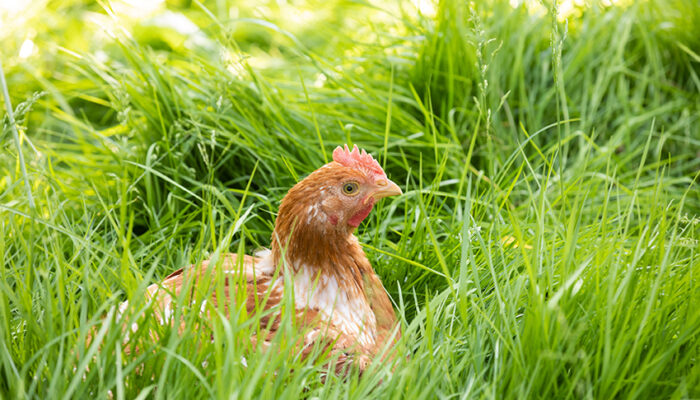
1;0;699;398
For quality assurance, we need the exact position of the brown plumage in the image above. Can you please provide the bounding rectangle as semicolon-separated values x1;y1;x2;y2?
115;144;402;374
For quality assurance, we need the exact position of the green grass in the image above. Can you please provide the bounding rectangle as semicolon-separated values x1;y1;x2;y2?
1;0;699;398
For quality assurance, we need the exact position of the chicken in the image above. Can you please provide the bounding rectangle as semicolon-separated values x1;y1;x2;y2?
115;144;403;375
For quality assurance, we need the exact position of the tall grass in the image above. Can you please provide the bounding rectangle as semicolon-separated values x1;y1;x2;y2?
1;0;698;398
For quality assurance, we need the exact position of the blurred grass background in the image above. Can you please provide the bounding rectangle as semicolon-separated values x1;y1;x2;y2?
1;0;699;398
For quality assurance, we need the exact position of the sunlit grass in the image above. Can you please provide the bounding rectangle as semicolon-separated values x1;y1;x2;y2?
1;0;699;398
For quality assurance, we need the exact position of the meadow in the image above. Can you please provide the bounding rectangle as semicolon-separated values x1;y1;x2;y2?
1;0;698;398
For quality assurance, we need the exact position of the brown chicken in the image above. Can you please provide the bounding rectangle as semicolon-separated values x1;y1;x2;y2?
116;144;403;374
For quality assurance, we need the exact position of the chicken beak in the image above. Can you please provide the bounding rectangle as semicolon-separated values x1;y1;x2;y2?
370;179;402;202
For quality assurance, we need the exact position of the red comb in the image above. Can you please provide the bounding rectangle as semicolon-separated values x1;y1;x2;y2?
332;144;386;178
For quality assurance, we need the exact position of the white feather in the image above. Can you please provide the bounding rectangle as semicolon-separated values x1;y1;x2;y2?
275;264;377;348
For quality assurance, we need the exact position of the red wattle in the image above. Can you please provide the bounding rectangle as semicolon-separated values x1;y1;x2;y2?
348;199;375;227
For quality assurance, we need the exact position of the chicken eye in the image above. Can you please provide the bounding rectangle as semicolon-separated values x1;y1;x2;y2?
342;181;360;196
